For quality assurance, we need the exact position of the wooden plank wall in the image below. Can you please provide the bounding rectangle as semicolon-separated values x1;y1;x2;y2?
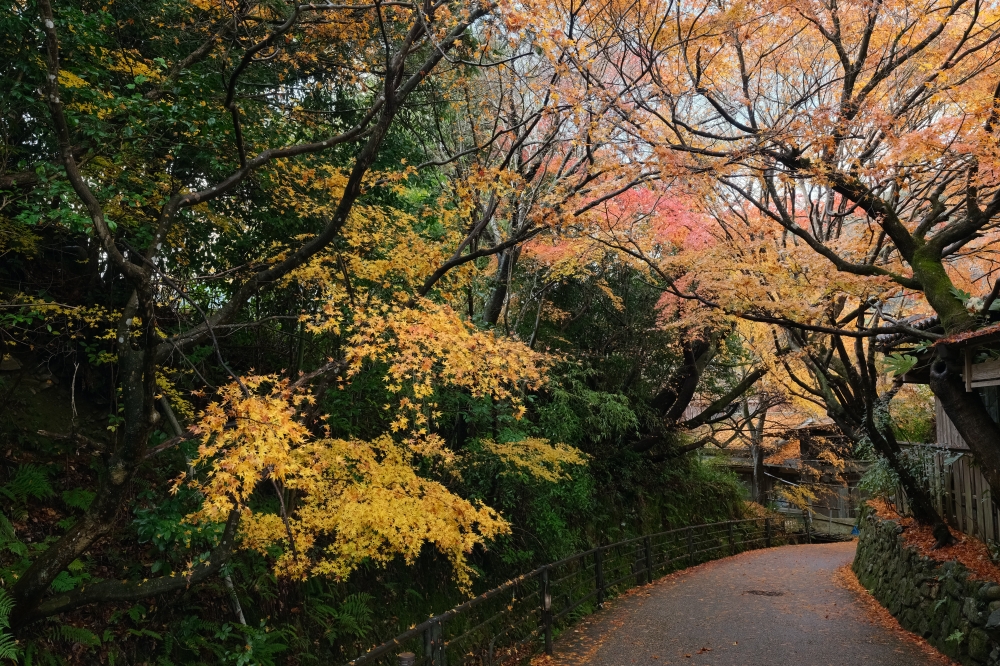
916;452;998;543
935;400;971;450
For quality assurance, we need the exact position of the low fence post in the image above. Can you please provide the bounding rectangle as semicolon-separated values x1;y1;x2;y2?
595;547;605;608
423;620;444;666
686;526;694;566
644;536;653;583
765;517;771;548
803;509;811;544
398;653;416;666
541;566;553;655
728;520;735;555
438;620;446;666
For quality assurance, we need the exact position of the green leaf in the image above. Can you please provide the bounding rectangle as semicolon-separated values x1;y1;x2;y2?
51;570;82;592
126;604;145;623
885;353;918;377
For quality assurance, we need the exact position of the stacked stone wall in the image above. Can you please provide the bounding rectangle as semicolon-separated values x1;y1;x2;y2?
854;511;1000;664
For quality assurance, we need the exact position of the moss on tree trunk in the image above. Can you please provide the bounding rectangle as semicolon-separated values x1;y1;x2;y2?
910;246;975;334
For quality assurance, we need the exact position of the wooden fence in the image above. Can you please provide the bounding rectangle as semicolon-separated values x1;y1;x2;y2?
898;450;999;542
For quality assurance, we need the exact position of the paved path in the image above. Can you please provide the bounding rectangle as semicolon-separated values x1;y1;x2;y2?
542;542;943;666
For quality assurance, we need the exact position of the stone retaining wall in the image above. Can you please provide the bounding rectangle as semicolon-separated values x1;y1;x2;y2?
854;510;1000;664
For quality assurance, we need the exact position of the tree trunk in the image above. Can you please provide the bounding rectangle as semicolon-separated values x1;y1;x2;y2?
650;339;713;419
808;359;952;536
483;248;521;325
930;349;1000;495
882;445;936;518
12;293;159;621
751;441;766;505
744;399;768;505
865;415;954;546
911;247;977;333
910;249;1000;502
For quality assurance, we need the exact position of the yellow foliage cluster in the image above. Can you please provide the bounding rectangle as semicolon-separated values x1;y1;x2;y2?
185;375;313;512
178;293;552;589
345;299;549;433
816;449;846;476
776;484;819;512
183;376;509;589
101;46;163;82
481;438;588;483
0;218;39;256
155;373;195;421
280;435;508;589
267;160;481;308
182;372;593;589
0;298;121;348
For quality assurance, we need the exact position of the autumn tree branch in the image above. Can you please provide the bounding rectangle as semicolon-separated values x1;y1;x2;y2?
18;508;241;625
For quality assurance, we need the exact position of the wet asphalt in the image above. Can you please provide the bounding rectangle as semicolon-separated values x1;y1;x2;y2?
542;542;944;666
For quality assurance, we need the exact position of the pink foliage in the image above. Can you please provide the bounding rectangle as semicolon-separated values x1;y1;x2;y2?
601;187;714;250
524;187;715;268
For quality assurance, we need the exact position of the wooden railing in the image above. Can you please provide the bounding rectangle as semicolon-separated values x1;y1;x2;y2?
343;517;788;666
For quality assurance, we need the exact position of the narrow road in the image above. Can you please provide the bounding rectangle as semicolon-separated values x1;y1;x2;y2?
541;542;945;666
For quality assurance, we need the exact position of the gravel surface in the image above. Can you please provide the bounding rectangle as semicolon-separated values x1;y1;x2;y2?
542;542;941;666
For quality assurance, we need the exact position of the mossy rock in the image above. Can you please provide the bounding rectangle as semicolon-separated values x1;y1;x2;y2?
970;628;991;662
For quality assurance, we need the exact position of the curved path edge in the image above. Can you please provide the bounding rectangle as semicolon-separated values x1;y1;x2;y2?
534;542;950;666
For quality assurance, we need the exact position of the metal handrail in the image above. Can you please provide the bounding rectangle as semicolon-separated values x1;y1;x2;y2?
343;516;788;666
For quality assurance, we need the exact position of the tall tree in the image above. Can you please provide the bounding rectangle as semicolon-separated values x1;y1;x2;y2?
2;0;684;628
600;0;1000;492
1;0;584;625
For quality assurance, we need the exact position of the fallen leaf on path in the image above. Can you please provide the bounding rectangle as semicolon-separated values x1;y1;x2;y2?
833;564;956;665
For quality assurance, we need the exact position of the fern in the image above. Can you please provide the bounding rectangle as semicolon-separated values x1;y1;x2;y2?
1;465;54;504
884;352;918;378
0;465;53;560
311;593;375;643
0;514;24;557
1;465;54;524
0;588;20;662
234;622;288;666
60;489;94;512
338;593;374;638
54;624;101;647
22;643;54;666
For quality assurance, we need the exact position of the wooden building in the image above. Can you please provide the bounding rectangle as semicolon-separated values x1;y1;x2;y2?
719;417;867;521
905;322;1000;450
